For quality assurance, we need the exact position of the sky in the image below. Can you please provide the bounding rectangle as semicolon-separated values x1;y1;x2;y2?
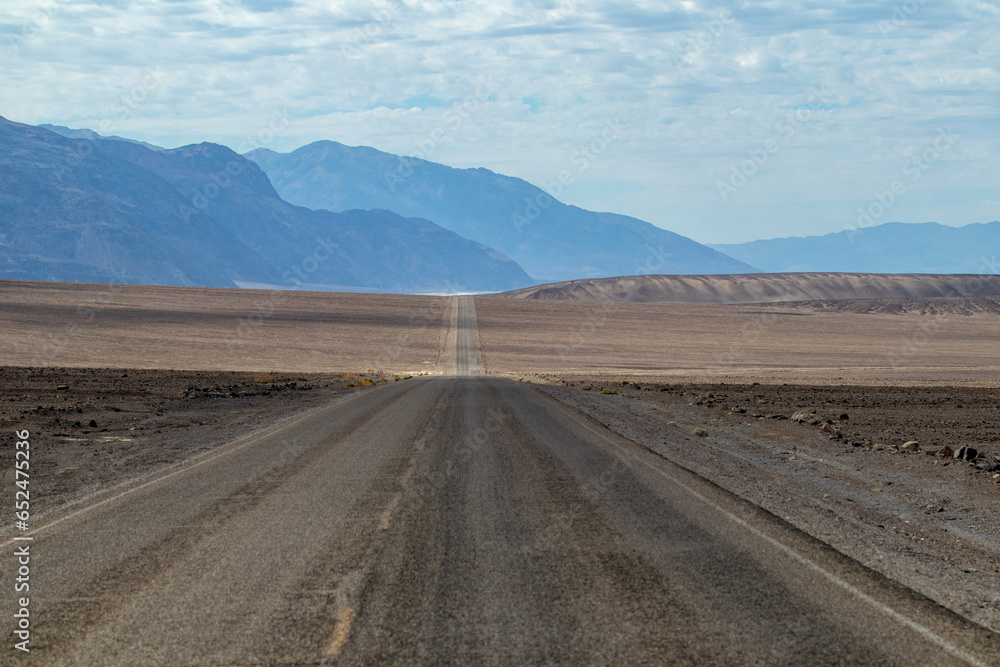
1;0;998;244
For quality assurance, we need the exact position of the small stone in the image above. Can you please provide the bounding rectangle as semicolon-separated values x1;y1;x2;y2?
839;413;849;420
692;427;710;437
901;440;921;453
936;445;954;458
56;384;69;391
730;406;747;414
88;419;98;428
791;410;822;424
986;462;1000;472
954;446;979;462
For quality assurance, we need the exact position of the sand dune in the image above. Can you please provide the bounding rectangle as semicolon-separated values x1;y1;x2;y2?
501;273;1000;304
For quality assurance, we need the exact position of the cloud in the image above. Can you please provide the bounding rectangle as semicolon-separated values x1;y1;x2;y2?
0;0;997;243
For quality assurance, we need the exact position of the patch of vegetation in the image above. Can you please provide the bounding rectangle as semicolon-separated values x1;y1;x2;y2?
601;387;617;395
692;427;709;437
581;384;593;391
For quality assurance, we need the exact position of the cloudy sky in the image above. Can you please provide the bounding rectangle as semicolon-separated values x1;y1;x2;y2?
2;0;998;243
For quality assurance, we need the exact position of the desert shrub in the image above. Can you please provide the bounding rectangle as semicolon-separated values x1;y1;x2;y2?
692;427;709;437
601;387;617;395
581;384;593;390
252;372;272;383
360;379;375;387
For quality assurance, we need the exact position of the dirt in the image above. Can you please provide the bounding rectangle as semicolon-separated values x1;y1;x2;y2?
536;378;1000;634
499;272;1000;304
474;295;1000;386
760;296;1000;315
2;280;998;638
0;366;416;526
0;280;449;374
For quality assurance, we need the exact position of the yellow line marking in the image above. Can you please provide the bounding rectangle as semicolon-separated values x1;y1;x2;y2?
324;607;356;657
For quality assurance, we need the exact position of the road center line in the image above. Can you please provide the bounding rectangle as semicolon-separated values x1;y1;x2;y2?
324;607;356;657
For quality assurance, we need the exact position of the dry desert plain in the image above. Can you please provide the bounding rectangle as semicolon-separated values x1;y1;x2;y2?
1;277;1000;659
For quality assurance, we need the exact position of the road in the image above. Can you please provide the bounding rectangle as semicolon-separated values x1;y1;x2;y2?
3;297;1000;665
441;295;481;376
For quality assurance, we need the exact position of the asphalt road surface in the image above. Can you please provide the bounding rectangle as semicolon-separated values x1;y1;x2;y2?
3;298;1000;665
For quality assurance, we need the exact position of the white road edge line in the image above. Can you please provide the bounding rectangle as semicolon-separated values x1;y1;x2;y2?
566;411;990;667
2;388;372;550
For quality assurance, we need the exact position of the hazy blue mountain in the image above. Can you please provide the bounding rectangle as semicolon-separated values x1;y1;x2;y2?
39;123;166;152
711;222;1000;275
0;119;532;292
246;141;758;281
0;117;280;287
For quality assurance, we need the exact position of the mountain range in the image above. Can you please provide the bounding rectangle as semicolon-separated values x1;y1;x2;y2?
5;117;994;294
711;222;1000;275
0;118;531;292
246;141;757;282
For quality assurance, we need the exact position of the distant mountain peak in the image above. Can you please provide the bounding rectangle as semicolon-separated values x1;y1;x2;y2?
246;141;757;281
711;221;1000;275
0;120;535;292
37;123;165;152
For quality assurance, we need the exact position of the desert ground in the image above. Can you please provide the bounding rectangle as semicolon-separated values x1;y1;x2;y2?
501;271;1000;303
474;295;1000;385
1;278;998;662
0;280;449;374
